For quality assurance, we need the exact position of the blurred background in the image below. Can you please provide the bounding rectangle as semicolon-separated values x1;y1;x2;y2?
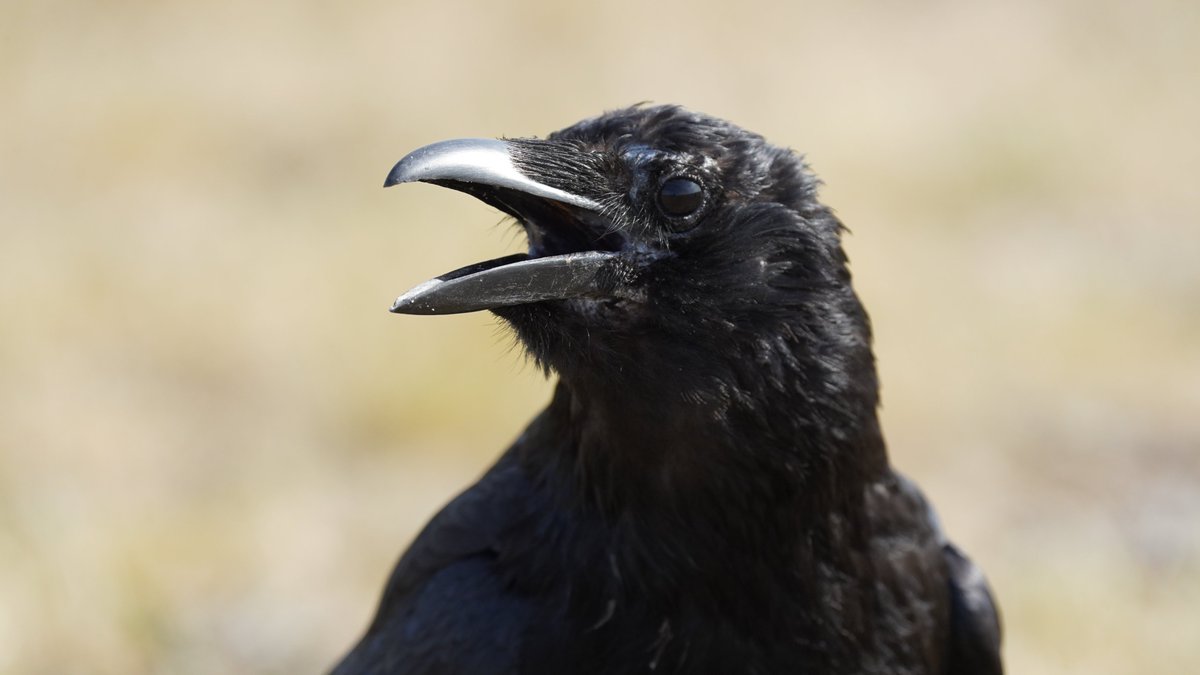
2;0;1197;672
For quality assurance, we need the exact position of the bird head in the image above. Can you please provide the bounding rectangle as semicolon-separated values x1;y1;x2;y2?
386;105;877;430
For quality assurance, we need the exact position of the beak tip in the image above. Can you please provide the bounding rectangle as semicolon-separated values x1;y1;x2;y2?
383;162;406;188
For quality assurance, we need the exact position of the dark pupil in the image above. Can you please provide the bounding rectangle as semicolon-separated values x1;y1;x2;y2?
658;178;703;216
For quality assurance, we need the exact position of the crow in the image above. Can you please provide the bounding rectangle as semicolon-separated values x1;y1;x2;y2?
332;105;1002;675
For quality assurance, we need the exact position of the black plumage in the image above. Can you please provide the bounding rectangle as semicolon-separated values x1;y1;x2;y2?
332;105;1002;675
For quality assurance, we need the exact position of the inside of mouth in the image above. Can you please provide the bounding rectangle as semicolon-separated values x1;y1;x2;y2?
434;253;530;282
430;180;625;260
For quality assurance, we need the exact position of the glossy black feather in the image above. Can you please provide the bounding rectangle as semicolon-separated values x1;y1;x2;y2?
333;105;1002;674
944;545;1004;675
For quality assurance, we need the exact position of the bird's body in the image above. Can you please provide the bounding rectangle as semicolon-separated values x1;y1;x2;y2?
333;106;1001;675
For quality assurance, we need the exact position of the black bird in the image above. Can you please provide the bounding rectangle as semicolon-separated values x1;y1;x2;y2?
333;105;1001;675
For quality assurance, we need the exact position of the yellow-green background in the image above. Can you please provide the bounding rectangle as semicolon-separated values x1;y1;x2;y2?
2;1;1197;672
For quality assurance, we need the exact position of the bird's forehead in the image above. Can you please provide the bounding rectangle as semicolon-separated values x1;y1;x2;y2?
552;106;738;153
620;144;720;172
621;144;661;165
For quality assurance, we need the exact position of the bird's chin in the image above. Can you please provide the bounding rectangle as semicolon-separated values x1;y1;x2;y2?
488;298;604;375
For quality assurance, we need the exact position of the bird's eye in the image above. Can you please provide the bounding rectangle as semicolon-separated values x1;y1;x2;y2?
657;177;705;218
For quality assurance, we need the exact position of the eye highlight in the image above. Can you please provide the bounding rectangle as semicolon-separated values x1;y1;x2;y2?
657;177;704;218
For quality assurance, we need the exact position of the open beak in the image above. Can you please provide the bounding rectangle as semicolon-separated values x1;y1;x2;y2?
384;138;632;315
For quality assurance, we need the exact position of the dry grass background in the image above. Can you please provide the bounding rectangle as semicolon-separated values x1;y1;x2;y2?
2;0;1198;672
